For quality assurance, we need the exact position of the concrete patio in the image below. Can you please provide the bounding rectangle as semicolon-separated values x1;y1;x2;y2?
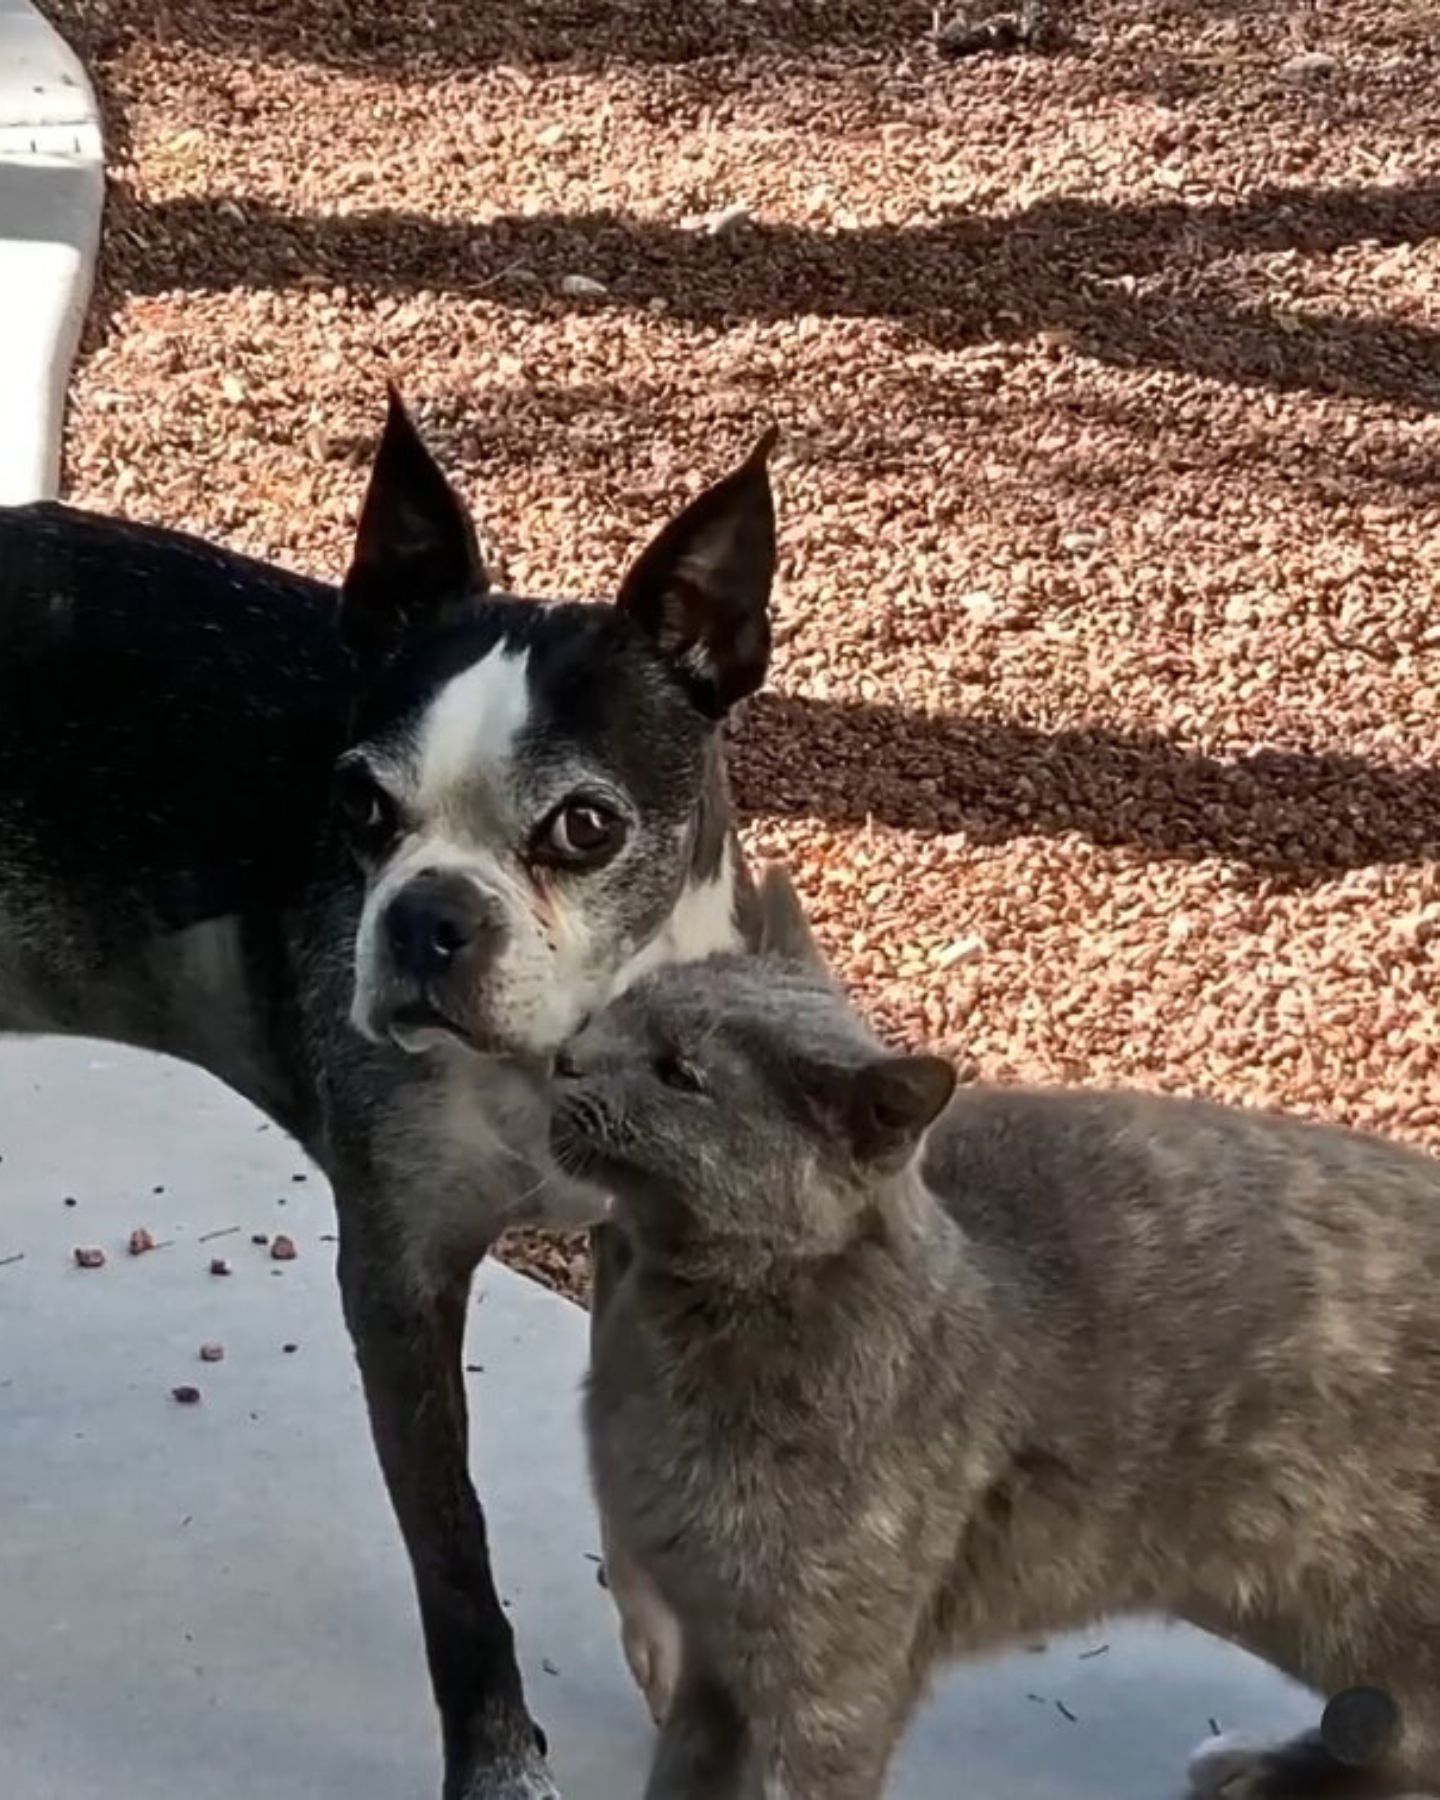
0;1037;1319;1798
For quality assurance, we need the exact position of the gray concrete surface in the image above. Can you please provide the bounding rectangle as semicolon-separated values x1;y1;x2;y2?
0;1037;1318;1797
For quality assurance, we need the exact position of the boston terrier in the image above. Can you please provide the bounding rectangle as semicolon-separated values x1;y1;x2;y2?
0;389;778;1798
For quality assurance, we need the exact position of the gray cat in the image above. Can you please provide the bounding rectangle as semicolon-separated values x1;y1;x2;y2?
553;868;1440;1800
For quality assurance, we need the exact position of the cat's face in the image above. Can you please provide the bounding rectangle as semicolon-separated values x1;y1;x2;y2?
549;955;954;1255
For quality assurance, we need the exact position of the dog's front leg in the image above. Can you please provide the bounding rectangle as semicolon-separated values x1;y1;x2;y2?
338;1209;558;1800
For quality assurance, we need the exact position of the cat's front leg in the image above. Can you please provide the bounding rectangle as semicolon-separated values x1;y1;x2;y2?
641;1650;899;1800
749;1731;895;1800
643;1664;748;1800
741;1670;915;1800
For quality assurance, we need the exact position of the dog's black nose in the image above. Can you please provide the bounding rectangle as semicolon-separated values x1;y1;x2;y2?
384;871;496;982
552;1046;582;1080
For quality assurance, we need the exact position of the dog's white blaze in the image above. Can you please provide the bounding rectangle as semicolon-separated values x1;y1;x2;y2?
350;646;537;1043
415;643;533;809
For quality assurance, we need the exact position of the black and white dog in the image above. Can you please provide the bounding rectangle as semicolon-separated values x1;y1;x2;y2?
0;392;777;1798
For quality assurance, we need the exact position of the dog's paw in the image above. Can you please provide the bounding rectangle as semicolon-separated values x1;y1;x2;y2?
461;1760;562;1800
1186;1733;1267;1797
459;1729;562;1800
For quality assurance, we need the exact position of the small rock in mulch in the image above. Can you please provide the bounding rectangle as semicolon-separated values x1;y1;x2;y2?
128;1227;156;1256
936;935;985;971
681;201;753;236
1280;49;1340;81
270;1234;297;1262
74;1246;106;1269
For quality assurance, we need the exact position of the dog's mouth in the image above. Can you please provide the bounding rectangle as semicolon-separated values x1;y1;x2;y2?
388;998;487;1057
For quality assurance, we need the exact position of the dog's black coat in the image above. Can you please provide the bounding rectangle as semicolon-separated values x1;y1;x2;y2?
0;507;342;920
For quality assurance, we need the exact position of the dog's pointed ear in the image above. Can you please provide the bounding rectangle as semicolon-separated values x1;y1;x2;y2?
844;1054;956;1168
340;385;488;671
755;862;830;976
615;427;778;717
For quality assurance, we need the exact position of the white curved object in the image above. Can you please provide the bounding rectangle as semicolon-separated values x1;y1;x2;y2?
0;0;103;503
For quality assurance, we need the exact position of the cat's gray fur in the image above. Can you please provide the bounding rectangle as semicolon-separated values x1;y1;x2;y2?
553;868;1440;1800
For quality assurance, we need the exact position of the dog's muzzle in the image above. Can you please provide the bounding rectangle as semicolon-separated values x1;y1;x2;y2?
384;869;501;981
365;868;508;1051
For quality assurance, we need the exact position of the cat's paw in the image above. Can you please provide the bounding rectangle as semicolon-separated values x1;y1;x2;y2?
1184;1726;1435;1799
1185;1733;1267;1797
620;1605;682;1726
599;1536;684;1726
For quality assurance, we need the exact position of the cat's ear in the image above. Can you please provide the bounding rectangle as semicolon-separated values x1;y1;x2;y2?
340;385;488;672
754;862;830;975
844;1054;956;1167
615;427;778;718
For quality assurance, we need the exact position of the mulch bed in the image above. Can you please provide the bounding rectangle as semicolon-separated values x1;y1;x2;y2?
41;0;1440;1304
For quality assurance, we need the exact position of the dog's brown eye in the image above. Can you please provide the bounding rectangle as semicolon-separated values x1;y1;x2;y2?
533;798;627;869
335;763;398;854
655;1054;706;1095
